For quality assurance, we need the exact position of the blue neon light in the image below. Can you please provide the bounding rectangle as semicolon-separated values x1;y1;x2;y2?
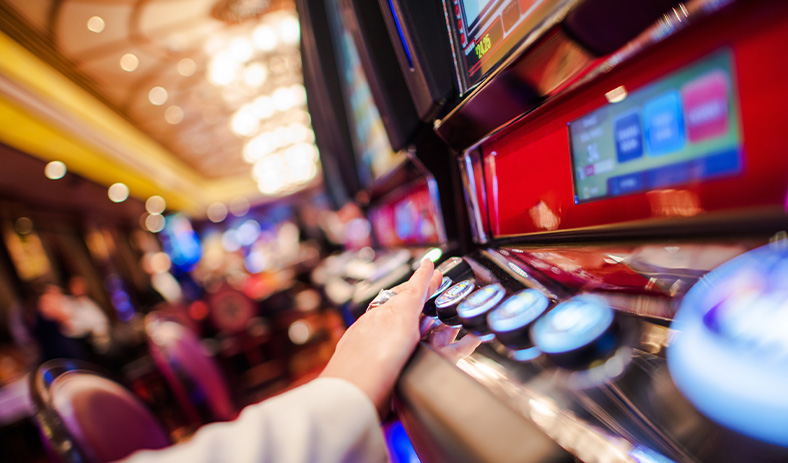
385;420;420;463
668;241;788;448
388;0;413;68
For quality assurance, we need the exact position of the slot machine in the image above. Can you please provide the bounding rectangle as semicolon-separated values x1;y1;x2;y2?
357;0;788;461
297;0;468;322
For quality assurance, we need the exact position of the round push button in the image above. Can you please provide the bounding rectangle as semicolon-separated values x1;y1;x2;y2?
531;295;619;369
423;276;453;318
458;284;506;340
488;289;550;352
435;279;475;327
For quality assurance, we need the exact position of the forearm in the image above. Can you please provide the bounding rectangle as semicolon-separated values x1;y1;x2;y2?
120;377;387;463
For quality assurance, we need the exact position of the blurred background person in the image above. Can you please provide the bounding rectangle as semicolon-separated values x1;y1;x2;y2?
30;281;91;363
64;275;111;355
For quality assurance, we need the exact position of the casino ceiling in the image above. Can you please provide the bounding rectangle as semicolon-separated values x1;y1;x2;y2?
0;0;319;215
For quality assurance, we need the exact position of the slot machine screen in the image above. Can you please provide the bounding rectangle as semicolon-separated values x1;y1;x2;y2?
569;50;742;203
368;181;442;246
447;0;559;92
325;0;400;187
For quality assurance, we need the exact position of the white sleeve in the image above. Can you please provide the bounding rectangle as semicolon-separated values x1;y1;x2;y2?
121;377;389;463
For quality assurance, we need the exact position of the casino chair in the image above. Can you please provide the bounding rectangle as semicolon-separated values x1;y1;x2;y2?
144;312;236;426
29;359;170;463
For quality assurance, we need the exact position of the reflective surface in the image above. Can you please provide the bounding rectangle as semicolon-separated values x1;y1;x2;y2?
417;238;788;462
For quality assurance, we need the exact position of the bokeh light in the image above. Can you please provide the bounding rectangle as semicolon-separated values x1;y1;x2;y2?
145;213;166;233
87;16;105;33
230;197;250;217
44;161;67;180
108;183;130;203
238;219;262;246
177;58;196;76
165;105;184;125
148;86;168;105
279;15;301;45
253;24;277;51
145;195;166;214
288;320;311;345
120;53;139;72
207;202;228;223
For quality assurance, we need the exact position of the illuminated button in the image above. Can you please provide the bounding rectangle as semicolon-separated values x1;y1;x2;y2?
668;242;788;447
488;289;550;351
435;279;475;327
531;295;618;369
423;276;453;318
458;284;506;340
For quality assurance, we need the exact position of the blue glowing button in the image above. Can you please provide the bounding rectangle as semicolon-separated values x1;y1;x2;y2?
531;295;619;369
435;279;475;327
668;242;788;448
457;284;506;337
423;276;453;318
488;289;550;351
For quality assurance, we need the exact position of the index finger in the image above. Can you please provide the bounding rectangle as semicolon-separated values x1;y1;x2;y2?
398;260;437;305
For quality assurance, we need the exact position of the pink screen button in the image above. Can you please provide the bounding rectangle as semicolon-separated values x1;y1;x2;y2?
681;69;731;143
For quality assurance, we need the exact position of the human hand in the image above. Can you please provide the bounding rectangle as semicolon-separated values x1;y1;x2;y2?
422;322;481;364
320;260;442;419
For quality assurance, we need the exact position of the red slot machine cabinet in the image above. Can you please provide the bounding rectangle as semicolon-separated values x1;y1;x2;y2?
347;159;450;319
378;0;788;461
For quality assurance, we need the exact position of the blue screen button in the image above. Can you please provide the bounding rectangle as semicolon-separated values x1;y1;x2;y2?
643;90;686;156
614;111;643;163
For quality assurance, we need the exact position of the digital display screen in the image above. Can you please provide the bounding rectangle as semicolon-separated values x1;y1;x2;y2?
368;181;442;246
569;50;742;203
448;0;558;91
325;0;399;186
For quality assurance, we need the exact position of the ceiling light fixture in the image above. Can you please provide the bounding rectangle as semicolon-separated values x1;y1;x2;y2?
120;53;139;72
108;183;130;203
230;105;259;136
243;62;267;88
252;25;278;51
145;214;166;233
165;106;185;125
149;86;168;105
146;195;167;214
87;16;105;33
228;38;254;62
178;58;196;76
278;15;300;45
208;54;238;86
44;161;67;180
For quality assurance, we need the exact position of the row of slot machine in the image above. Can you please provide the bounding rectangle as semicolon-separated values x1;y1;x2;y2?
299;0;788;461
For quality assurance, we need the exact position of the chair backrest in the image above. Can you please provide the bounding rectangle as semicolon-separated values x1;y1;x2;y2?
30;360;170;463
145;312;236;425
